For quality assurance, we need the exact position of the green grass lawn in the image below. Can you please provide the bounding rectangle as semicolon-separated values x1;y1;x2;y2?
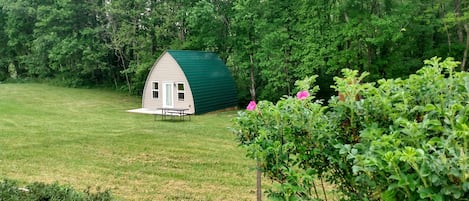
0;83;257;201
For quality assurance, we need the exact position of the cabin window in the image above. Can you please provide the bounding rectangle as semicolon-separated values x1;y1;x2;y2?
152;81;159;99
177;83;184;101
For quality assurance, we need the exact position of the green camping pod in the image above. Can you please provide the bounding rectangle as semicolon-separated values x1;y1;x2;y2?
141;50;238;115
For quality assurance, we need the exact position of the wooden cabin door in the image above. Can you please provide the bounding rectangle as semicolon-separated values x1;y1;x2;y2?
162;82;174;108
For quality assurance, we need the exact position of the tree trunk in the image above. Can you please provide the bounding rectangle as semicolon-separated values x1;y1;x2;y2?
178;19;185;41
455;0;464;42
256;159;262;201
461;23;469;71
249;53;260;201
284;48;291;96
367;45;374;73
249;54;256;101
344;12;349;23
443;19;452;53
116;49;131;93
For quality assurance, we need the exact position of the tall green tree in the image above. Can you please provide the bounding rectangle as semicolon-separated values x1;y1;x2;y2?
256;1;300;99
0;5;8;80
184;0;233;59
32;0;108;86
443;0;469;70
102;0;147;92
0;0;38;78
102;0;197;93
229;0;265;102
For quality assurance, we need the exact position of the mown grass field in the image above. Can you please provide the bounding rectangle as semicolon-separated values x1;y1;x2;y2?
0;83;257;201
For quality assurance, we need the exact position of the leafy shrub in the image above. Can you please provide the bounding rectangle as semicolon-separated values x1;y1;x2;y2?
232;57;469;200
0;179;114;201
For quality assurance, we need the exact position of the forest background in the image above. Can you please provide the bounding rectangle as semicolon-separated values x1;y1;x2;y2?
0;0;468;103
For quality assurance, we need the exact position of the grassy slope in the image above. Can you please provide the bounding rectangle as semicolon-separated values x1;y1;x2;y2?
0;83;256;201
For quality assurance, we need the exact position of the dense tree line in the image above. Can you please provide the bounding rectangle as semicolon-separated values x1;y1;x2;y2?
0;0;468;103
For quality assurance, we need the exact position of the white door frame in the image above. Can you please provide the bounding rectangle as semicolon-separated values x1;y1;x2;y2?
162;82;174;108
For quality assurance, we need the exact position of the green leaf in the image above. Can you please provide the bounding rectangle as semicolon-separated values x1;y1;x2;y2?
381;189;397;201
433;194;443;201
352;165;362;174
462;182;469;191
442;185;462;198
418;187;434;199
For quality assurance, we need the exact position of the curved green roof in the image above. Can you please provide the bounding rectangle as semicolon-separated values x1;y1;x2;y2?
167;50;238;114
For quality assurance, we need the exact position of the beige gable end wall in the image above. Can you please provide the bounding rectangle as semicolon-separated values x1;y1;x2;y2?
142;52;195;114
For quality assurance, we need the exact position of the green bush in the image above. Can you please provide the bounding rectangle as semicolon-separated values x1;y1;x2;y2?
0;179;114;201
232;57;469;200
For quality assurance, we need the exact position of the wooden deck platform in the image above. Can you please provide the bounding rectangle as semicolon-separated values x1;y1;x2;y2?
127;108;192;121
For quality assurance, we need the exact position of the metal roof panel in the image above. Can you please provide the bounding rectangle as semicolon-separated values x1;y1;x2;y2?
167;50;238;114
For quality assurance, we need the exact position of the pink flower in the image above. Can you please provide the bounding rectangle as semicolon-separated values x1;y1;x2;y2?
246;101;257;111
296;90;310;100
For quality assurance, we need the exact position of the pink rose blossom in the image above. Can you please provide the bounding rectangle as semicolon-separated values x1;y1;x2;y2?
296;90;310;100
246;101;257;111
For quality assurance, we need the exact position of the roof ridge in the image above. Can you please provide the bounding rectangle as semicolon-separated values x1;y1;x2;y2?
167;49;216;54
